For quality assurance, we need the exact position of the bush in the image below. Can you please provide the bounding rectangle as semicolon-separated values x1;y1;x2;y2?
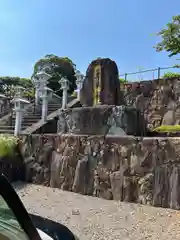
153;125;180;133
162;72;180;79
0;134;18;158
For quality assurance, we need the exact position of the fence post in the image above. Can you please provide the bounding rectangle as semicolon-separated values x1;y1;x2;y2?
157;67;161;79
125;73;127;82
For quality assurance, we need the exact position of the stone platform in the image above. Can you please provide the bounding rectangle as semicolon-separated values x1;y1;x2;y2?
57;105;147;136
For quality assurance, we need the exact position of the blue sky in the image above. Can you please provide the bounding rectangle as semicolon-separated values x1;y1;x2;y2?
0;0;179;81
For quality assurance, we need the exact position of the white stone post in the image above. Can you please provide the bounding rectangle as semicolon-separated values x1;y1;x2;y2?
35;71;51;121
59;77;69;109
75;70;84;100
41;88;48;121
62;88;67;109
35;89;39;105
35;83;40;105
12;98;30;136
14;108;22;136
32;77;40;105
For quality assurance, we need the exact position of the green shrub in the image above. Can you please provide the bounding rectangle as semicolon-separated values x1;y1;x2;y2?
119;78;127;83
153;125;180;133
0;134;18;158
162;72;180;79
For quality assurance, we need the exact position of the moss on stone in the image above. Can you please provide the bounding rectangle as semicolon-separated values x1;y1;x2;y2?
153;125;180;132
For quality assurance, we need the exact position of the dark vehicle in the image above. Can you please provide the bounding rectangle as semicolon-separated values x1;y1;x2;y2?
0;174;78;240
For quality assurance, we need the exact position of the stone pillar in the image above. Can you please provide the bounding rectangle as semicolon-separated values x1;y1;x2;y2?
41;88;48;121
75;70;84;101
12;98;30;136
14;108;23;136
35;88;39;105
32;77;40;105
62;88;67;109
59;77;69;109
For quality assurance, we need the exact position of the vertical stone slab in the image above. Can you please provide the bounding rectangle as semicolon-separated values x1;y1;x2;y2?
80;58;125;106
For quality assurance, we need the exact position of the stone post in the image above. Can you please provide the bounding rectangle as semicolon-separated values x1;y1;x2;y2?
59;77;69;109
75;70;84;100
35;84;40;105
14;103;22;136
0;93;7;113
35;71;51;121
41;88;48;121
12;98;30;136
32;77;40;105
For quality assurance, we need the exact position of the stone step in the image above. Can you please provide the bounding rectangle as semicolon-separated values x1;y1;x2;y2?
12;117;40;121
22;116;42;119
0;125;14;129
0;125;27;130
34;104;62;108
25;108;60;114
11;119;40;125
0;129;15;134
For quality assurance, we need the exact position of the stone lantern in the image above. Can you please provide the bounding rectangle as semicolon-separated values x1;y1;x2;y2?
59;77;70;109
34;71;51;121
75;70;84;100
11;97;30;136
0;93;7;114
32;76;41;105
14;86;25;98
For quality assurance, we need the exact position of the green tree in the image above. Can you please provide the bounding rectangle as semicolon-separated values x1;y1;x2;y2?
0;77;33;98
32;54;77;96
155;15;180;57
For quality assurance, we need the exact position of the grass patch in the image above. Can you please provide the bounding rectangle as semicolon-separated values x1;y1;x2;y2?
153;125;180;133
0;134;18;158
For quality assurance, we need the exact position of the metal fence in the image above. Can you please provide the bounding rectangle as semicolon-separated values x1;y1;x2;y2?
119;65;180;82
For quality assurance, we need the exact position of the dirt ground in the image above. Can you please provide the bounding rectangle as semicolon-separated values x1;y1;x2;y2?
15;183;180;240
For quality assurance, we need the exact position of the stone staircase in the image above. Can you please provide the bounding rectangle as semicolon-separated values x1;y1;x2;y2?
0;96;77;134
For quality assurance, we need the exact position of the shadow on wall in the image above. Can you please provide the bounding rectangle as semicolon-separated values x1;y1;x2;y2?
0;146;25;183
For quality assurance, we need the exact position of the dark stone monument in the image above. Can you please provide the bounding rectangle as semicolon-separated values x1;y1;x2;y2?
80;58;125;106
57;57;147;137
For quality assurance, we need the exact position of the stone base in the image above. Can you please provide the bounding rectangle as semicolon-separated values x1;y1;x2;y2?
57;105;147;136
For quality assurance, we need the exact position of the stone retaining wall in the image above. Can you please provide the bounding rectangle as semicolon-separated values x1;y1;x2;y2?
123;77;180;133
18;134;180;210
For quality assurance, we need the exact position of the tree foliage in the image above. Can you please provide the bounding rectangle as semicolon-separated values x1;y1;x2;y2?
32;54;77;96
155;15;180;57
0;77;33;98
162;71;180;79
119;78;127;83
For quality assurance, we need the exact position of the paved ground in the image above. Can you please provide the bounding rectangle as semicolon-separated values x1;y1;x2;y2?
15;183;180;240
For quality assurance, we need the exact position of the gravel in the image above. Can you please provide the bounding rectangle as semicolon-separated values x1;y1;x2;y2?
15;183;180;240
